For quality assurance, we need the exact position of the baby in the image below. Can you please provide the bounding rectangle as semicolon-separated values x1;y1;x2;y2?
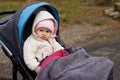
23;10;66;73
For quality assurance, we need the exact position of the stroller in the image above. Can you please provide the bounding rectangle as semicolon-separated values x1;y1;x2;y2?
0;1;66;80
0;1;113;80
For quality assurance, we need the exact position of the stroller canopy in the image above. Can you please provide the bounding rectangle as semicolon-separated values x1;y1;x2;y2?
0;1;59;57
17;2;59;43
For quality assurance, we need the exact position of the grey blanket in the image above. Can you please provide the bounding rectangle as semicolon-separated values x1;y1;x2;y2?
35;48;113;80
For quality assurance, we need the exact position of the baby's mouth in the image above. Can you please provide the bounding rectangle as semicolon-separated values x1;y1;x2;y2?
41;36;47;40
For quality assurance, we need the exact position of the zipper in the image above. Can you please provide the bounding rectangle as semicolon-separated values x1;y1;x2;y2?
48;40;54;53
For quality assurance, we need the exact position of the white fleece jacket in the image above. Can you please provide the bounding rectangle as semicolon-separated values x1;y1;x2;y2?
23;10;63;70
23;35;63;70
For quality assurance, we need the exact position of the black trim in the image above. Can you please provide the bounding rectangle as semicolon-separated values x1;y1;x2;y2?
0;10;16;15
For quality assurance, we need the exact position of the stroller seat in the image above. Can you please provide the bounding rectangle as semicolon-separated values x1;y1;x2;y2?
0;1;113;80
0;1;66;80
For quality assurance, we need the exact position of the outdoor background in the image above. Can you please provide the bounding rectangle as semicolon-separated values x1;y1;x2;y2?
0;0;120;80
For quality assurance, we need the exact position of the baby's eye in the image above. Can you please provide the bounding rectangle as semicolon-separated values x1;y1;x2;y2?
46;30;50;33
39;29;43;31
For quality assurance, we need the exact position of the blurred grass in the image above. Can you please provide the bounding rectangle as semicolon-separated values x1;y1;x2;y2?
44;0;102;27
0;1;25;19
0;1;24;10
0;0;112;26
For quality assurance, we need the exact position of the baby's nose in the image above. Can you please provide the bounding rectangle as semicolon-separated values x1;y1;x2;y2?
42;32;47;35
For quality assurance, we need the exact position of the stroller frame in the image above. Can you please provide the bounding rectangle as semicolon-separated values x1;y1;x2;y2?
0;1;113;80
0;1;66;80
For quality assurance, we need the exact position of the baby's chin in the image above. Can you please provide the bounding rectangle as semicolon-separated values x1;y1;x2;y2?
41;37;49;41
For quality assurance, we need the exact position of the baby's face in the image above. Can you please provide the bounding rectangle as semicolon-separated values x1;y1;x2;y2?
35;27;52;40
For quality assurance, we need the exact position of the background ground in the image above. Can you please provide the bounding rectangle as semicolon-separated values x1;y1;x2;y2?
0;0;120;80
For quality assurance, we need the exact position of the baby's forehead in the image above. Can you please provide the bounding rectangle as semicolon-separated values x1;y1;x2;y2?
37;27;52;31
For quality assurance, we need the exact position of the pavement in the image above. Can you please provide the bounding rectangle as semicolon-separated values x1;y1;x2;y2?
84;35;120;80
